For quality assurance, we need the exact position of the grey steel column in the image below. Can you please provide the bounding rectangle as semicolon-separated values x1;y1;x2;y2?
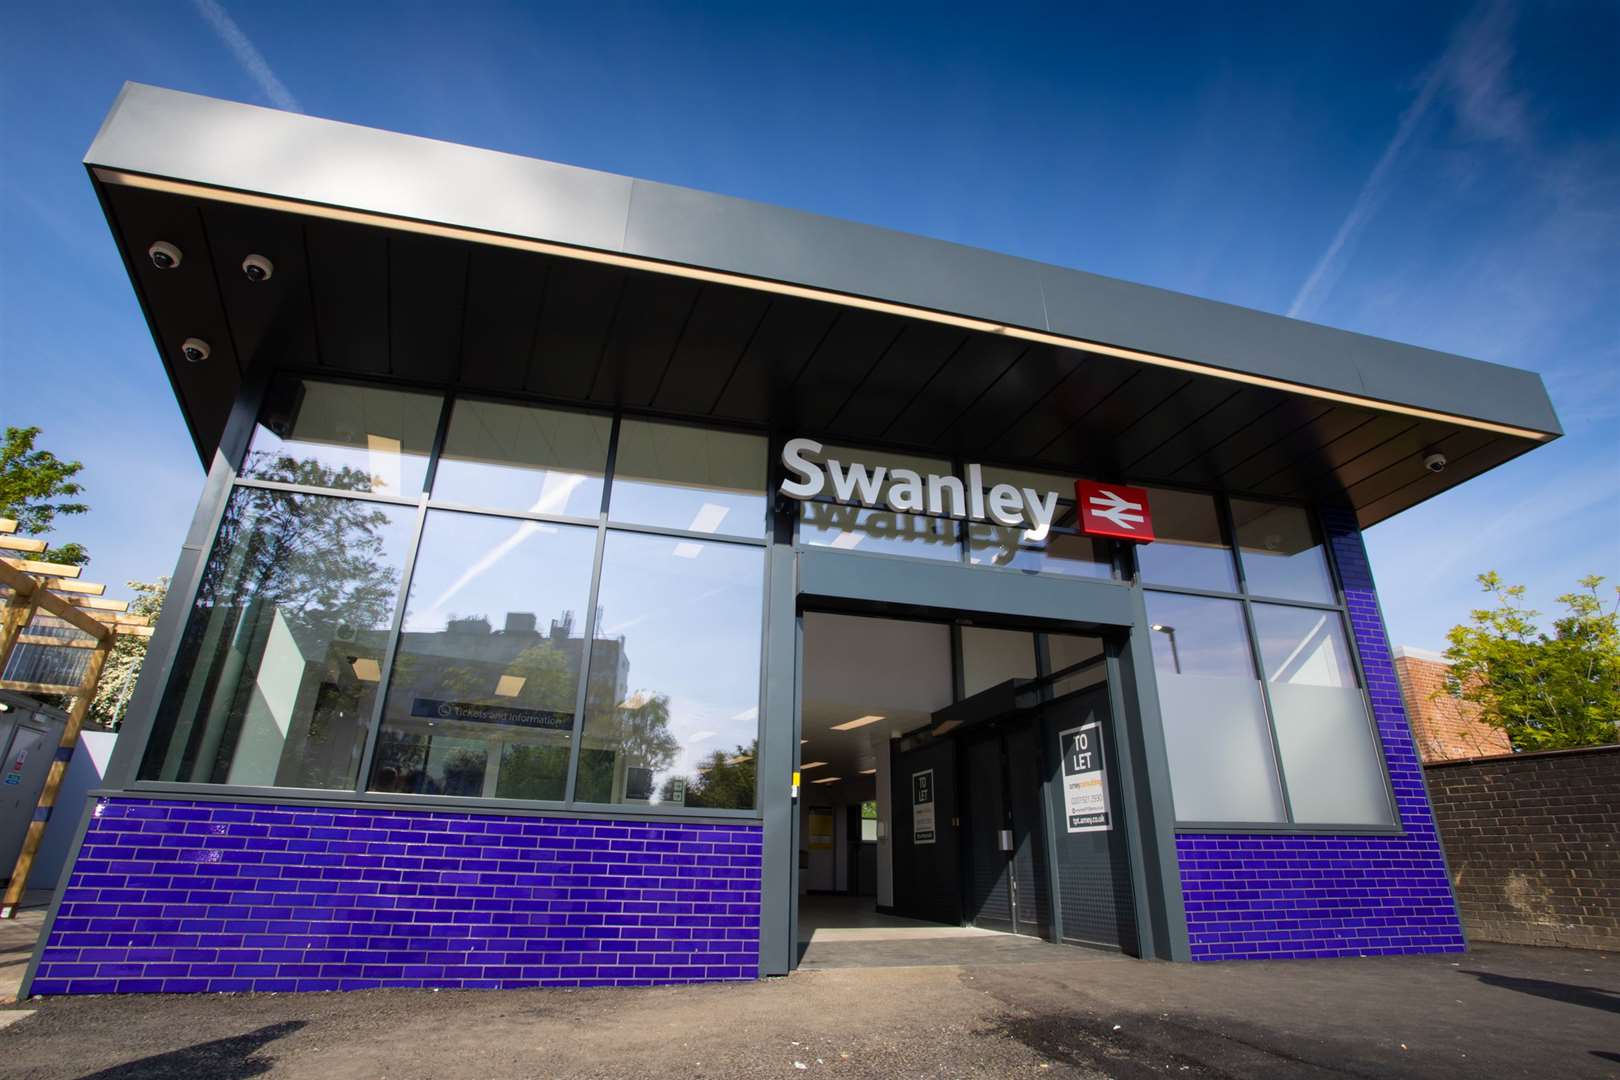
101;367;269;791
757;509;799;976
1116;587;1191;961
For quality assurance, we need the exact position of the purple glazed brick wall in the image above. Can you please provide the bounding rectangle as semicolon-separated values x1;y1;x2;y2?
30;798;762;995
1174;507;1466;961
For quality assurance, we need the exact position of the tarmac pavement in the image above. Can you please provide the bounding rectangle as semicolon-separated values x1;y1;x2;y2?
0;940;1613;1079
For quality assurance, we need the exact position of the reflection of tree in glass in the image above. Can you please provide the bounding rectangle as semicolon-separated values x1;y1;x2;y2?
155;470;407;785
242;450;387;495
665;739;757;810
604;691;679;775
200;473;402;633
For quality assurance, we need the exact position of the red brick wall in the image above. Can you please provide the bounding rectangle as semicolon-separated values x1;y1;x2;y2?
1394;652;1512;762
1425;745;1620;951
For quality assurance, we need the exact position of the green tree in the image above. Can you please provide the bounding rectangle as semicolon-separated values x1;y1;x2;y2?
0;426;90;566
88;578;168;728
668;739;758;810
1441;572;1620;751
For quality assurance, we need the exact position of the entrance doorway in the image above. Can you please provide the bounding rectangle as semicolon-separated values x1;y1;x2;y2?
796;610;1140;967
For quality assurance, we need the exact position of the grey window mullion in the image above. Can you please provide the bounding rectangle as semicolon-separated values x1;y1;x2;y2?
421;391;458;496
1311;506;1401;824
353;499;431;795
231;476;423;508
570;488;618;803
1219;495;1294;825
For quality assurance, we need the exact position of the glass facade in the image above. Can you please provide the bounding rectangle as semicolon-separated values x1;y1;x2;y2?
140;487;416;788
143;377;1390;831
144;382;767;813
1142;491;1393;827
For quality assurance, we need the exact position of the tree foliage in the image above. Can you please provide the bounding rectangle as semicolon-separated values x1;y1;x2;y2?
1442;572;1620;751
0;425;90;565
88;578;168;728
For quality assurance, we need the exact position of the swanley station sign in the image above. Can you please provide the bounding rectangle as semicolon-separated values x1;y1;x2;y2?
779;437;1064;540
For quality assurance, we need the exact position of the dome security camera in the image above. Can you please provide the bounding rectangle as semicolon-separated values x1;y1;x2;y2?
148;241;182;270
1423;452;1448;474
242;254;274;282
181;337;211;363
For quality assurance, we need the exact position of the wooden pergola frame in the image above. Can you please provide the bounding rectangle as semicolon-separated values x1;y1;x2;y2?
0;517;152;919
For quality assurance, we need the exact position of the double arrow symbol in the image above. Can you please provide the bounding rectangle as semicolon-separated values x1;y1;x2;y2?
1087;489;1146;531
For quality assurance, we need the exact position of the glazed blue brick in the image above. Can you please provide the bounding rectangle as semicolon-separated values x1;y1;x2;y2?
1174;509;1465;962
34;801;761;995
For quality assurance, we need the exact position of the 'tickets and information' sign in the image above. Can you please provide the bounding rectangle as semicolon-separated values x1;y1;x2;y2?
1059;721;1111;833
912;769;936;845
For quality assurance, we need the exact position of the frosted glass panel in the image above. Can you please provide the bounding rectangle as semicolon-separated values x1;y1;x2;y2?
1271;684;1394;825
1157;674;1286;823
1146;591;1284;822
1254;603;1392;825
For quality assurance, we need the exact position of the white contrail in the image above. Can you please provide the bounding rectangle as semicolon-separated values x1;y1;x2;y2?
1288;1;1518;320
190;0;301;113
1287;66;1445;320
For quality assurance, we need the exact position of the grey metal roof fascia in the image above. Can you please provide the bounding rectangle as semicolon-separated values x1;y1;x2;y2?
86;82;634;254
86;82;1562;438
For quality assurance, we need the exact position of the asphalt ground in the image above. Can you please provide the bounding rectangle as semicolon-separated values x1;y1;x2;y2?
0;941;1614;1079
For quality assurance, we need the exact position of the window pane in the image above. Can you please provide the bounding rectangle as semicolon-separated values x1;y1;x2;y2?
1047;633;1106;696
1233;500;1336;602
1135;488;1237;592
800;503;960;560
609;420;767;537
799;444;961;561
140;489;415;788
432;399;611;518
961;627;1037;697
1253;604;1392;825
367;511;598;801
969;526;1110;578
1144;592;1285;822
578;532;763;809
242;376;441;496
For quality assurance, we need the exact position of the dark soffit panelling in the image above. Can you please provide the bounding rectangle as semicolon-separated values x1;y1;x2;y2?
111;182;1548;530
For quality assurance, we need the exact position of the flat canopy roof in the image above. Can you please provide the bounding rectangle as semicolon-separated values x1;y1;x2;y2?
85;83;1560;527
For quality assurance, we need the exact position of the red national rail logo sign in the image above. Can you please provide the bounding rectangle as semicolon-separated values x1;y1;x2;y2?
1075;480;1155;542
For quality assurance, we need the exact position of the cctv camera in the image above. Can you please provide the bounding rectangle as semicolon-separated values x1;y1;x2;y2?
181;337;211;363
1423;452;1447;474
242;254;274;282
148;241;182;270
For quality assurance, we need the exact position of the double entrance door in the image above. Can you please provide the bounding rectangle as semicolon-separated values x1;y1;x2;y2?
891;683;1139;953
962;719;1049;938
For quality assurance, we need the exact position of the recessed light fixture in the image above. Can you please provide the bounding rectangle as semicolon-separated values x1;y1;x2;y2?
799;761;827;770
811;776;841;784
859;768;876;775
350;658;381;682
831;714;883;731
725;754;753;766
672;541;704;559
933;719;961;735
800;738;809;745
494;675;526;697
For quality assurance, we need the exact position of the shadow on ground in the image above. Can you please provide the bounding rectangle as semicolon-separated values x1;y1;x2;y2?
1460;969;1620;1014
70;1021;304;1080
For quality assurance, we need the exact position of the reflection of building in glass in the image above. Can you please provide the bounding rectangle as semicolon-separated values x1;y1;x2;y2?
372;610;631;800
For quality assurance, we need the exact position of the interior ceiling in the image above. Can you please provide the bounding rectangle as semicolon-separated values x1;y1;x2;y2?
106;182;1538;527
800;613;954;790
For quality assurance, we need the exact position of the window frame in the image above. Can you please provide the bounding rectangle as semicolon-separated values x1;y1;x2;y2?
133;379;772;821
1136;486;1400;834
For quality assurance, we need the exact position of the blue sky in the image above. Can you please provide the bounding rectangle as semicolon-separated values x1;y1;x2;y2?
2;0;1615;650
